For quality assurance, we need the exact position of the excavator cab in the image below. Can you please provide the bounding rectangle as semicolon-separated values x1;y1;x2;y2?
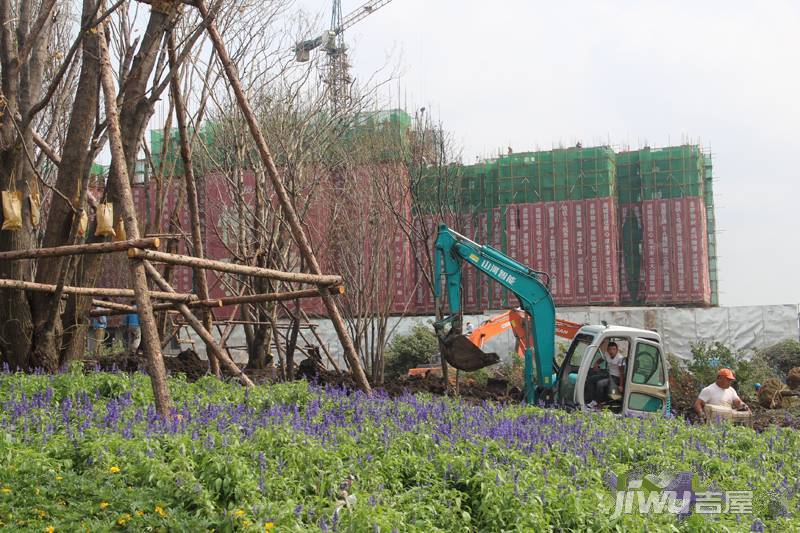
555;325;670;416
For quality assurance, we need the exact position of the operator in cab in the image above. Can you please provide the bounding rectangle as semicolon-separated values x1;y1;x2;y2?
694;368;749;419
600;341;625;391
586;340;625;404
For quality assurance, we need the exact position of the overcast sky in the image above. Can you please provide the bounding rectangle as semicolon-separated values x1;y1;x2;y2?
294;0;799;307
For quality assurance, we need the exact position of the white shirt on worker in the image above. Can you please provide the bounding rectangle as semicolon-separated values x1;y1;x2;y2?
698;383;741;408
602;352;625;378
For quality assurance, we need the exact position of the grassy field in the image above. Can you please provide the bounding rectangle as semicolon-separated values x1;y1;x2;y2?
0;367;797;531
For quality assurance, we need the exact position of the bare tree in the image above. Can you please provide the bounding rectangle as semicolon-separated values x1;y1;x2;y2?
376;110;467;386
312;115;416;385
191;3;397;377
0;0;224;375
1;0;97;369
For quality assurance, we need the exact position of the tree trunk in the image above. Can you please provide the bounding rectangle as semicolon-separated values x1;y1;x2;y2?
69;3;179;370
284;308;300;380
32;0;99;369
0;0;42;369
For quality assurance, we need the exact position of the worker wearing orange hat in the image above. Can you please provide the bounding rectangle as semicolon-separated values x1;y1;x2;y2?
694;368;749;418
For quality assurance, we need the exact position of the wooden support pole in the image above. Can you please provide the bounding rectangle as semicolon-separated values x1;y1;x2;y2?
0;279;196;302
142;260;255;387
88;286;343;317
89;299;221;317
195;0;371;394
0;237;161;261
128;248;343;286
196;285;344;307
98;24;172;416
92;299;136;312
160;323;181;350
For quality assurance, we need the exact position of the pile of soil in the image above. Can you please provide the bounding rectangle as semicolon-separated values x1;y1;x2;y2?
748;403;800;431
382;373;523;403
85;349;212;382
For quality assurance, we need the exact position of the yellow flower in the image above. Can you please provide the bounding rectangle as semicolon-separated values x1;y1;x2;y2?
135;510;144;517
242;520;251;527
55;476;63;481
0;487;10;494
234;509;246;518
38;510;46;518
108;466;121;474
99;501;109;509
154;505;167;517
117;513;131;526
45;527;55;533
265;522;274;531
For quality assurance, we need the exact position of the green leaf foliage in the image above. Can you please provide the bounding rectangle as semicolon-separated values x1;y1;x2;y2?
384;323;440;379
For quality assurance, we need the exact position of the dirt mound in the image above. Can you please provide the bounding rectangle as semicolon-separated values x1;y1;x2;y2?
169;349;209;381
748;403;800;431
381;373;523;403
85;349;211;381
668;371;703;417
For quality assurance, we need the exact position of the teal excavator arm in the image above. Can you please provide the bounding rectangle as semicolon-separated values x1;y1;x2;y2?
433;224;557;403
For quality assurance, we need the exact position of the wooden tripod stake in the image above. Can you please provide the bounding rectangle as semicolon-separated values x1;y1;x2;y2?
98;22;173;417
195;0;372;394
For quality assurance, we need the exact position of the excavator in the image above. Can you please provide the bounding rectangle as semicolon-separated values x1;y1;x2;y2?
407;310;582;378
433;224;671;415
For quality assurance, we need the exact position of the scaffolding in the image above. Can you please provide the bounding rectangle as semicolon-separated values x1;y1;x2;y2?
616;145;718;306
424;143;719;308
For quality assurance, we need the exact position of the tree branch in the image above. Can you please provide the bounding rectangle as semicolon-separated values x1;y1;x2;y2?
16;0;57;64
24;0;127;125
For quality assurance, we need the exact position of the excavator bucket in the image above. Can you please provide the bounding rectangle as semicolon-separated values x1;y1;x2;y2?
441;334;500;372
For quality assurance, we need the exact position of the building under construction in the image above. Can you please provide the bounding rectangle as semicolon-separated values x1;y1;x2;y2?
100;112;718;314
413;143;718;312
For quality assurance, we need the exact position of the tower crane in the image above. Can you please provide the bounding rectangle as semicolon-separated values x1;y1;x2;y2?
294;0;395;113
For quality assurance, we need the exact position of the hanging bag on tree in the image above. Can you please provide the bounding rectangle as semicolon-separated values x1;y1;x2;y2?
114;216;127;241
1;174;23;231
77;210;88;237
28;178;41;226
95;202;116;238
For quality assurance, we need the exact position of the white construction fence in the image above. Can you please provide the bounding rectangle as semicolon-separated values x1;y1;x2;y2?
178;304;799;367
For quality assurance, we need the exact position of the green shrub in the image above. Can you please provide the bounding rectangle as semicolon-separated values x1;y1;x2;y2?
757;339;800;377
733;356;779;396
685;341;780;397
384;323;439;379
687;341;737;386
